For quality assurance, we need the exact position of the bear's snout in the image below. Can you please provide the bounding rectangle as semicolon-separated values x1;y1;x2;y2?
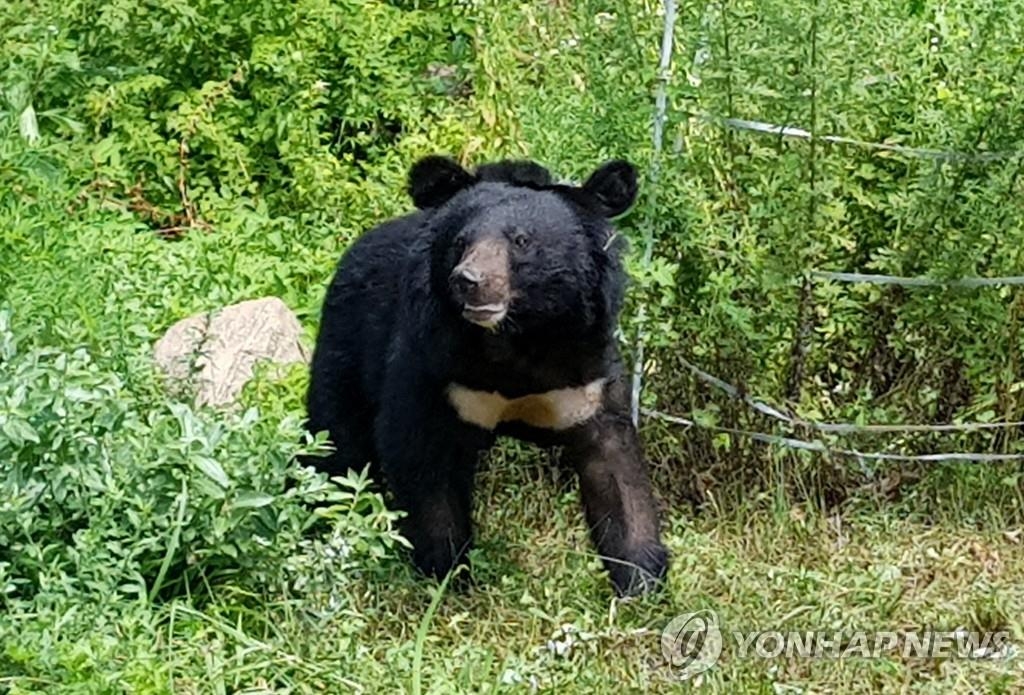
449;237;511;328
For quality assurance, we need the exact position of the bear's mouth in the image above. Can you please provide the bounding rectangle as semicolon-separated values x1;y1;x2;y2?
462;303;508;328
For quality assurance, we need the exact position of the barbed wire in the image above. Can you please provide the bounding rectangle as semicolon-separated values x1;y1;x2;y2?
642;407;1024;463
810;271;1024;287
675;356;1024;433
699;115;1024;163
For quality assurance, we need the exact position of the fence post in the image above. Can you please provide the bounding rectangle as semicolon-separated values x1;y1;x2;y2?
631;0;678;427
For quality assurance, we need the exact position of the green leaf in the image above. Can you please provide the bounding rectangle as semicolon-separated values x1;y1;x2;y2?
232;492;276;509
194;456;230;488
1;416;40;446
19;104;39;144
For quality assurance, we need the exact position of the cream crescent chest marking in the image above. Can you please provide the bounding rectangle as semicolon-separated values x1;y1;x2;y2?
446;379;606;431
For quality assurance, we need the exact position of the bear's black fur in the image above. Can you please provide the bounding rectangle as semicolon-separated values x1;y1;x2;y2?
305;155;668;596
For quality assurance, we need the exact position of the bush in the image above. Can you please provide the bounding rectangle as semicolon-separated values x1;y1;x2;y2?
3;0;476;234
0;304;404;609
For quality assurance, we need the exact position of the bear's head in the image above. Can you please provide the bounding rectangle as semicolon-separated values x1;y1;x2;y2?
408;155;638;335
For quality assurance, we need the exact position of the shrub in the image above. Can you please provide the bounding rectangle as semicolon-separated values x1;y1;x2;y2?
0;304;404;610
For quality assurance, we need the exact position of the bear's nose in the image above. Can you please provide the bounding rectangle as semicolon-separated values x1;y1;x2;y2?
450;266;481;297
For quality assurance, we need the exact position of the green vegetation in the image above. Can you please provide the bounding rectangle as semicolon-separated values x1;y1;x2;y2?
2;0;1023;692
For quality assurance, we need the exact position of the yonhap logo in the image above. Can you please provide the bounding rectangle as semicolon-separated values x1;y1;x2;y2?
659;608;1013;679
661;609;724;677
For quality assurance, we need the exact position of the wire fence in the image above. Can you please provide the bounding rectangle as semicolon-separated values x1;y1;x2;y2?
641;358;1024;464
642;408;1024;463
630;0;1024;465
705;114;1024;163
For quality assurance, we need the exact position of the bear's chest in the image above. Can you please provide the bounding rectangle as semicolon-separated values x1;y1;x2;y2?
446;379;605;431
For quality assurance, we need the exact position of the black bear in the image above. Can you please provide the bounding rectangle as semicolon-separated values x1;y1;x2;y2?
304;155;668;596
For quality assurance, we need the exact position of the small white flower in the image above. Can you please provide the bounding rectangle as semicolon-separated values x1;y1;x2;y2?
500;669;523;685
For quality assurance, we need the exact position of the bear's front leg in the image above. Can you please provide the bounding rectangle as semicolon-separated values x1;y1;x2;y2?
564;396;669;597
374;373;492;583
397;475;475;581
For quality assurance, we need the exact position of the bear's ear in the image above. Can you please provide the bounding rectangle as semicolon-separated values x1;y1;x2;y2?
408;155;477;209
581;159;638;218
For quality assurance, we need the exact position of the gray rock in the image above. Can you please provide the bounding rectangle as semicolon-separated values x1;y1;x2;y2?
153;297;309;407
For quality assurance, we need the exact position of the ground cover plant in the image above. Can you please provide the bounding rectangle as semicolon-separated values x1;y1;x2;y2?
1;0;1023;692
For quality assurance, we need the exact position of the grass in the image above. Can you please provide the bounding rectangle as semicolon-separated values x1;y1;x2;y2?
74;454;1024;693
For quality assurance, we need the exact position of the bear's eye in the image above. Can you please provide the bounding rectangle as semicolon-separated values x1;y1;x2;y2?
511;231;530;249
